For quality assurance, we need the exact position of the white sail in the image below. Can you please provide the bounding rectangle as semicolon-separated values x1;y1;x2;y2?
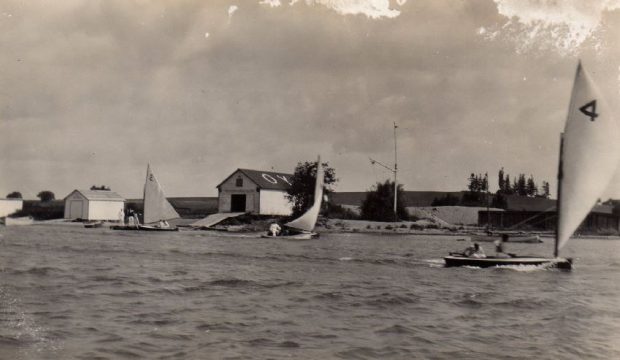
557;62;620;251
143;164;180;224
285;156;324;232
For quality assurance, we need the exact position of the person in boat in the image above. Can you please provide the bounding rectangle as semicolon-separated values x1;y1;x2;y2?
158;219;170;228
133;213;141;227
119;208;125;226
462;242;486;258
269;223;281;237
494;234;511;258
127;210;135;227
468;243;486;258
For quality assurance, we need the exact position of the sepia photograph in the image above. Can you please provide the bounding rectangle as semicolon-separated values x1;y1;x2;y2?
1;0;620;358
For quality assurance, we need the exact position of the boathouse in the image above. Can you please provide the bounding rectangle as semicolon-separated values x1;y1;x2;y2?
0;198;23;217
63;189;125;220
217;169;293;215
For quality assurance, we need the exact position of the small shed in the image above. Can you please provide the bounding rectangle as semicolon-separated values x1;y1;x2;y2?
217;169;293;215
64;190;125;220
0;198;23;217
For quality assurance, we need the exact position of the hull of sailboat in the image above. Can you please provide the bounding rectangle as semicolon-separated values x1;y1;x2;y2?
84;222;103;228
470;234;542;243
260;232;319;240
444;255;572;269
109;225;178;231
138;225;179;232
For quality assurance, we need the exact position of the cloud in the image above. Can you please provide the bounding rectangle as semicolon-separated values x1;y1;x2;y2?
260;0;282;8
228;5;239;19
481;0;620;55
299;0;400;19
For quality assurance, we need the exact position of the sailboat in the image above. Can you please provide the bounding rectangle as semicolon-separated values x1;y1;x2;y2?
263;156;324;240
111;165;180;231
445;61;620;270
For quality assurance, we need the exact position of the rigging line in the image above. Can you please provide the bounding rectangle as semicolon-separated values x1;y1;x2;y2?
505;205;557;230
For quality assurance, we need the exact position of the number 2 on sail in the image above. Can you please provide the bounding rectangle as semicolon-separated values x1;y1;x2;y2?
579;100;598;121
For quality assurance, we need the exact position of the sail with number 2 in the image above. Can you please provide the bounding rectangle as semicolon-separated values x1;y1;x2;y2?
285;156;324;232
143;164;180;224
556;62;620;254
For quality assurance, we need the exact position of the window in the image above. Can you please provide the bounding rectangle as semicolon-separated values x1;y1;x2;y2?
235;177;243;187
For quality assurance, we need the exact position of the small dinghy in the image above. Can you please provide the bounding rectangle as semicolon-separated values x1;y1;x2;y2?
111;164;180;231
262;156;324;240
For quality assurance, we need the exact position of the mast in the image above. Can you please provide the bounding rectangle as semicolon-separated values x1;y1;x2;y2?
554;133;564;258
368;122;399;222
393;122;398;222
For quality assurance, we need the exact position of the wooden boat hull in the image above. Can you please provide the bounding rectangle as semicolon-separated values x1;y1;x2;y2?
444;255;572;269
138;225;179;232
260;232;319;240
84;222;103;228
109;225;178;232
470;234;543;243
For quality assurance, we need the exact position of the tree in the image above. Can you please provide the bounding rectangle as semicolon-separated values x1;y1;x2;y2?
90;185;110;191
541;181;551;198
6;191;22;199
360;180;408;221
526;175;537;197
498;168;505;193
37;191;55;202
286;160;337;218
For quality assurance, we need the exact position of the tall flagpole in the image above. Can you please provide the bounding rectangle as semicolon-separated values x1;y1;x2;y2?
393;122;398;222
369;122;399;222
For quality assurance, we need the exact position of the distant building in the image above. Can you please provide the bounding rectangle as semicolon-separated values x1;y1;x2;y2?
217;169;293;215
63;190;125;220
0;198;23;217
478;195;619;232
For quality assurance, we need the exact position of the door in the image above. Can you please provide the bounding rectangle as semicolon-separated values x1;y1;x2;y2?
69;200;84;219
230;194;246;212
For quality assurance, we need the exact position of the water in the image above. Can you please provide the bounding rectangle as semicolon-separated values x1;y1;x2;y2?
1;225;620;359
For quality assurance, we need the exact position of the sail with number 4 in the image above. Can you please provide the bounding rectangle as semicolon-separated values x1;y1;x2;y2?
285;156;324;232
143;164;180;224
556;62;620;254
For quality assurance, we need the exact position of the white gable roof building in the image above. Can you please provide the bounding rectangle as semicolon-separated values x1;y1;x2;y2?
64;189;125;221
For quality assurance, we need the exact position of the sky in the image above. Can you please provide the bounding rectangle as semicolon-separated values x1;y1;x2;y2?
2;0;620;199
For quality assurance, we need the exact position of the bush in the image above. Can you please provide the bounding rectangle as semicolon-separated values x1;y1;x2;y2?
326;203;360;220
360;180;408;221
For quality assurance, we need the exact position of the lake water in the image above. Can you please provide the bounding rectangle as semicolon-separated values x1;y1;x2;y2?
1;225;619;359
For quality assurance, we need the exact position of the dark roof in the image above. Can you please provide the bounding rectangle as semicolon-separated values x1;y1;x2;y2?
217;169;294;191
504;194;613;214
330;191;465;207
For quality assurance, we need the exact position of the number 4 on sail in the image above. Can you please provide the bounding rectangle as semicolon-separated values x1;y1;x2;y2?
445;61;620;270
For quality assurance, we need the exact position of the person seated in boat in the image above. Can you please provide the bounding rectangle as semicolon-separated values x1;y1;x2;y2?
158;219;170;228
494;234;511;258
127;212;135;227
269;223;281;237
462;242;486;258
468;243;486;258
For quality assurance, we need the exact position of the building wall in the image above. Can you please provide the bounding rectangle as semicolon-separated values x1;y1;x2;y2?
64;191;88;219
479;210;619;233
218;171;260;213
0;199;23;217
88;201;125;220
259;190;292;216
